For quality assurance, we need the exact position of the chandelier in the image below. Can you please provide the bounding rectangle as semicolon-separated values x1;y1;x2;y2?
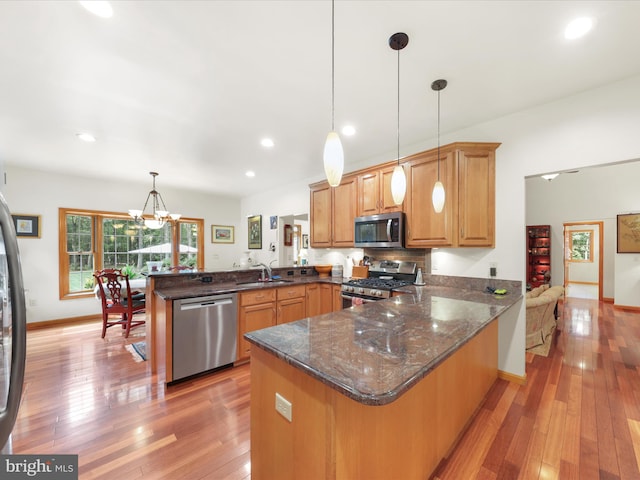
128;172;181;229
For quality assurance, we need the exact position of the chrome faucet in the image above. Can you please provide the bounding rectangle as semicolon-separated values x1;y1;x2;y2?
257;263;272;282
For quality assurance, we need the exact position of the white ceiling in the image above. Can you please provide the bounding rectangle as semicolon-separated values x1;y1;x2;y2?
2;1;640;198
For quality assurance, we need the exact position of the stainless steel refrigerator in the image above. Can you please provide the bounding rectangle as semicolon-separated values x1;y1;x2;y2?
0;192;26;453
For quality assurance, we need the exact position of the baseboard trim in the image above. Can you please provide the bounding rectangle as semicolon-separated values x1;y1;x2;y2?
613;304;640;312
603;297;614;304
27;314;101;330
498;369;527;385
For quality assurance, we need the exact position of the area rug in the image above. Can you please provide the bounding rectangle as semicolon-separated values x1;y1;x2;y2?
125;341;146;362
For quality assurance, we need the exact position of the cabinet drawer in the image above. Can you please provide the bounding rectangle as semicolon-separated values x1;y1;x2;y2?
277;284;306;300
240;288;276;306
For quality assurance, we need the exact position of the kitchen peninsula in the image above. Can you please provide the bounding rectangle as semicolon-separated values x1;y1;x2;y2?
245;281;521;479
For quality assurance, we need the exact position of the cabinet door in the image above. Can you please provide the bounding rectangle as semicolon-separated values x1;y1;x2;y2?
332;285;343;312
332;176;357;247
306;283;321;317
238;302;276;361
277;297;306;325
379;165;402;213
358;171;380;216
457;147;495;247
405;150;456;248
310;185;332;248
319;283;333;314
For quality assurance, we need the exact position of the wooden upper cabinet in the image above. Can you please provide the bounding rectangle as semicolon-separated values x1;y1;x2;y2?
310;175;357;248
405;142;499;248
357;164;401;216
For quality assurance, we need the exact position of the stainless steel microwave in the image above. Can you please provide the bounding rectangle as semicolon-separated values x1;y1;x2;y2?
354;212;404;248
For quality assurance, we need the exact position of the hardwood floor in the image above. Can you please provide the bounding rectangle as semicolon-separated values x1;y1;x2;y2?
11;297;640;479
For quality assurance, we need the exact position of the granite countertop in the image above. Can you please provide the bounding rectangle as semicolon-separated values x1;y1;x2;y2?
245;285;522;406
153;275;343;300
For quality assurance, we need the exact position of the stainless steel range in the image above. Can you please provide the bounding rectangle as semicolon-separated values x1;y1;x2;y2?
341;260;417;305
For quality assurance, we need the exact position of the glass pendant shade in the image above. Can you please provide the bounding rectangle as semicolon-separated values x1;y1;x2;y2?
144;219;164;230
432;180;445;213
323;131;344;187
390;165;406;205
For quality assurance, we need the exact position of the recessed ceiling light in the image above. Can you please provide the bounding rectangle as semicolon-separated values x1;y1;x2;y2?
565;17;593;40
245;171;256;178
76;132;96;142
79;1;113;18
342;125;356;136
261;138;274;148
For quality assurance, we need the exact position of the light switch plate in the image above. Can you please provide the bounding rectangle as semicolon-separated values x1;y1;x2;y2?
275;392;292;422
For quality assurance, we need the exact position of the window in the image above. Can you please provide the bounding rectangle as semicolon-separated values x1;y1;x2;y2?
59;208;204;299
570;230;593;262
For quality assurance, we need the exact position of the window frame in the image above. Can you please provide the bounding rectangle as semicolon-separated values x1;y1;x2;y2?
568;229;594;263
59;208;204;300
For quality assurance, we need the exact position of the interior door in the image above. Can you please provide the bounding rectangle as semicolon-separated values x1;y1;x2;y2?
563;222;602;300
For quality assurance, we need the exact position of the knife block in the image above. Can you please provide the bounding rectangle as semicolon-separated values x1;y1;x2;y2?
351;266;369;279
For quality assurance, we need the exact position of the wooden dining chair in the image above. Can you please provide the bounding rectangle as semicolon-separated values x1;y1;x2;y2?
94;269;146;338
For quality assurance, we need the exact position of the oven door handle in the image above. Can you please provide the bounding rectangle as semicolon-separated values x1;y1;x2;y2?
386;219;392;242
341;294;379;304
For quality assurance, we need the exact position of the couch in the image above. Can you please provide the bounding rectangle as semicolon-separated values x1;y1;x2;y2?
526;284;564;355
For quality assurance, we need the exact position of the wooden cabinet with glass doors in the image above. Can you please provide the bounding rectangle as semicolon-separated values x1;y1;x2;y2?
527;225;551;288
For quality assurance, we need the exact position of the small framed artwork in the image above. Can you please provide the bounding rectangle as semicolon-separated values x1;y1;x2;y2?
617;213;640;253
211;225;234;244
284;224;293;246
12;214;40;238
270;215;278;230
302;234;309;249
248;214;262;249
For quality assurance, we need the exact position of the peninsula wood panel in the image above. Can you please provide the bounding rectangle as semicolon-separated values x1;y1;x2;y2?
250;319;498;479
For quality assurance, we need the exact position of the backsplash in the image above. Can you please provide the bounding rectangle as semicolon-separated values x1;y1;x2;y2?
363;248;431;273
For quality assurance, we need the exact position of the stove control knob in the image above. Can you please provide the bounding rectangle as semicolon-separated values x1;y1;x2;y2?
375;290;382;297
358;288;365;294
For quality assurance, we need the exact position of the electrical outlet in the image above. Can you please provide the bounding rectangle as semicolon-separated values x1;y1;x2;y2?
275;392;292;422
489;262;497;278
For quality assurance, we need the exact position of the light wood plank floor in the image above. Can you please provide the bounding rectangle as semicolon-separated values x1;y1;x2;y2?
11;297;640;479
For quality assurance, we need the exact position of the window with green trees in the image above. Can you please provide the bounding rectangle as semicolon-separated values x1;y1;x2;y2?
570;230;593;262
59;208;203;299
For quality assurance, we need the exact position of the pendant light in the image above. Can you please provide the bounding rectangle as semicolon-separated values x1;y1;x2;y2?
389;32;408;205
431;79;447;213
128;172;181;230
323;0;344;187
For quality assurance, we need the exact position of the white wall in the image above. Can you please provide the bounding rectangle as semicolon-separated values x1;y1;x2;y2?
526;161;640;306
4;166;242;323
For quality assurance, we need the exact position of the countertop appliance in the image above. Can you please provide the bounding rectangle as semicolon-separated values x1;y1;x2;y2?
354;212;404;248
0;193;27;454
341;260;417;305
172;293;237;382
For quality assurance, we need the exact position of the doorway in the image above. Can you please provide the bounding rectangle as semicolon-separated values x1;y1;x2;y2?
563;221;603;300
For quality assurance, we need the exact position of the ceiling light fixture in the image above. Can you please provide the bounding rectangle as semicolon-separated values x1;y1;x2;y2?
78;1;113;19
389;32;409;206
128;172;181;230
341;125;356;136
431;79;448;213
565;17;593;40
76;132;96;142
246;171;256;177
323;0;344;187
261;138;274;148
541;173;559;181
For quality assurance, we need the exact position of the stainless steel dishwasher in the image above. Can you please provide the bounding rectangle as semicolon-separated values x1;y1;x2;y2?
172;293;237;382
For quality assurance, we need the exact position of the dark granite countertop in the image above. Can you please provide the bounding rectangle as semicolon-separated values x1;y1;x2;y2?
153;275;343;300
245;285;522;406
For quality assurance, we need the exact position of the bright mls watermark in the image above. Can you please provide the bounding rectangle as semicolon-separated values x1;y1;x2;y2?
0;455;78;479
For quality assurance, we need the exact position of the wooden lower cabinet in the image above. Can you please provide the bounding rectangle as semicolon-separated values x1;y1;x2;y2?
237;289;276;362
333;284;343;311
250;320;498;479
308;283;343;317
277;284;306;325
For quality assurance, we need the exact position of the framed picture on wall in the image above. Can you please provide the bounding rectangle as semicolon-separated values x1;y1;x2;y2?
12;214;41;238
617;213;640;253
302;234;309;249
211;225;234;244
248;214;262;249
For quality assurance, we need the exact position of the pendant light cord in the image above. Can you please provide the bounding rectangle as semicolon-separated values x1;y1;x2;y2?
437;88;441;180
331;0;335;131
397;48;400;165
